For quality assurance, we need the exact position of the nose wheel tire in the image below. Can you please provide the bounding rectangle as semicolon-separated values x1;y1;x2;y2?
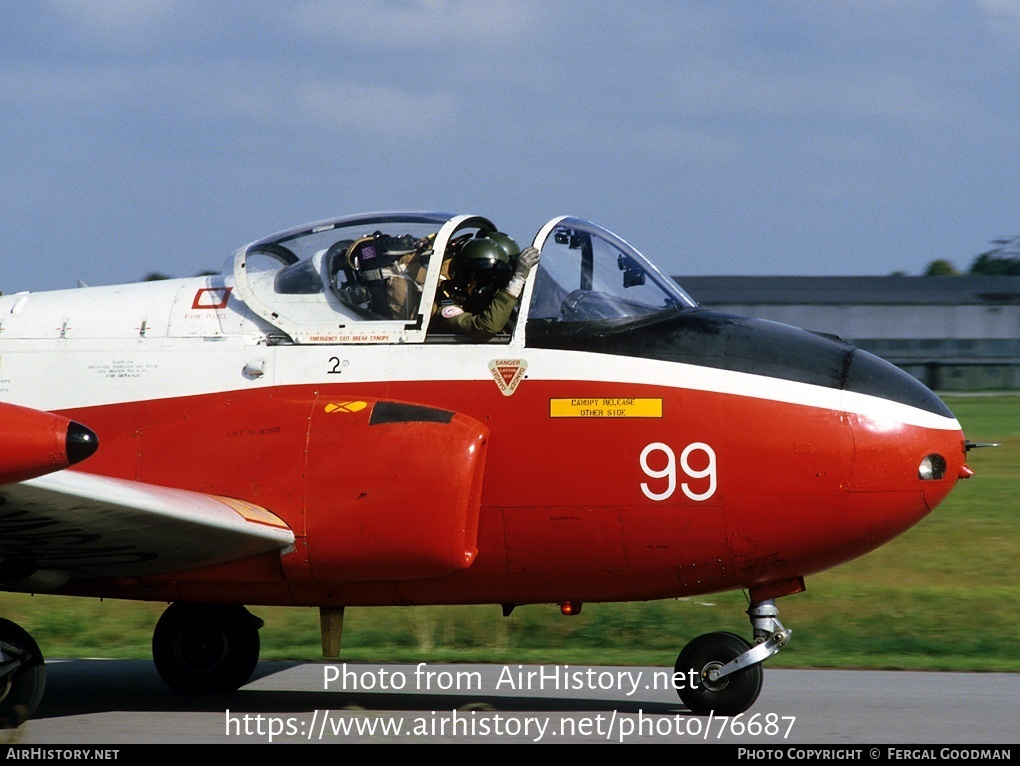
0;618;46;729
674;631;763;716
152;603;261;693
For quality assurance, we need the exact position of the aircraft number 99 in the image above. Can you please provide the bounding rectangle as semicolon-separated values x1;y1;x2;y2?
639;442;717;502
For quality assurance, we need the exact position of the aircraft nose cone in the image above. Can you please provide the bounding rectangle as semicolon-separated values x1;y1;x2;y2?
66;421;99;465
842;347;965;512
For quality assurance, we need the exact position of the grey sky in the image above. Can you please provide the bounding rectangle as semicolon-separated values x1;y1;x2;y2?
2;1;1018;293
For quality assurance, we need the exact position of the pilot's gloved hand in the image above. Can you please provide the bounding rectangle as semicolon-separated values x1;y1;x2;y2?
506;246;540;298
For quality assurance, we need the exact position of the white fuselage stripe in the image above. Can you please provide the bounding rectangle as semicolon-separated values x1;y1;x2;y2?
1;340;960;432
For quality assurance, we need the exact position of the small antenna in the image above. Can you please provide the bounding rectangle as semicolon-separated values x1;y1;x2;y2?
965;441;1001;451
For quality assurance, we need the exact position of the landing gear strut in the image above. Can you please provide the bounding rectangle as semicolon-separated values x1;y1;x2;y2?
674;599;792;716
152;603;263;693
0;618;46;728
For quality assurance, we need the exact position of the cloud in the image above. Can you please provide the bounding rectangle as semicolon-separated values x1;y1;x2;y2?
665;65;955;124
287;0;537;49
46;0;176;42
185;66;457;139
978;0;1020;39
0;56;456;142
261;77;457;137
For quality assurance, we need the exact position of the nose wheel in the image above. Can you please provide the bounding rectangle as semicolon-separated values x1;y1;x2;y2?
674;599;791;716
674;632;763;716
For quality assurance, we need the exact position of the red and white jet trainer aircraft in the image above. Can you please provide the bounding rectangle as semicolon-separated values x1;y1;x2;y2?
0;212;970;726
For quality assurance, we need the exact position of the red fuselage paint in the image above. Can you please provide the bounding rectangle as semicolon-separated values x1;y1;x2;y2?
54;377;964;608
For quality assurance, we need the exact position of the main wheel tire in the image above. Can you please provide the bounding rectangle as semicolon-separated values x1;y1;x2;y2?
0;618;46;728
152;604;261;693
674;631;763;716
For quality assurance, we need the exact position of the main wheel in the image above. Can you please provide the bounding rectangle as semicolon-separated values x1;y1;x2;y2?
152;604;261;693
0;618;46;728
674;631;763;716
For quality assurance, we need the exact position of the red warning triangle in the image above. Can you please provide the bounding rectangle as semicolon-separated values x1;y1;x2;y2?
496;365;519;385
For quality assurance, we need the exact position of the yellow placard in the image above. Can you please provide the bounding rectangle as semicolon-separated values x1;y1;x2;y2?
549;398;663;418
324;401;368;414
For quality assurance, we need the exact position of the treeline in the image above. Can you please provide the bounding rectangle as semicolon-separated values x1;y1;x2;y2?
925;236;1020;276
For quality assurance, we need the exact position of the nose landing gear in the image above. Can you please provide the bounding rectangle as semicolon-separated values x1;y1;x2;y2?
674;598;791;716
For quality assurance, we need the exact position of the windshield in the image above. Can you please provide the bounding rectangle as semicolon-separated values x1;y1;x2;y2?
528;218;696;327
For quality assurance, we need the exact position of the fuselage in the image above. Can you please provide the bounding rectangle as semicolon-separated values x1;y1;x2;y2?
0;285;966;608
0;214;967;609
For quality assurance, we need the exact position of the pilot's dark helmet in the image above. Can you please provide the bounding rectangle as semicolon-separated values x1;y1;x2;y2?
450;234;515;311
486;231;521;263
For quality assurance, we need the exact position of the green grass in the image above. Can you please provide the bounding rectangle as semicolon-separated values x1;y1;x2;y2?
2;394;1017;670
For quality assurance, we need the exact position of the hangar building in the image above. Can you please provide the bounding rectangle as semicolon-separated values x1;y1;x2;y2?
677;276;1020;391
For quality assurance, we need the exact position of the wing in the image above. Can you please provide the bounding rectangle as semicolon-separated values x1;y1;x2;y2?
0;470;294;592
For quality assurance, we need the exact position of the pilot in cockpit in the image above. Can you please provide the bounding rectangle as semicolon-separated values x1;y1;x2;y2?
430;233;540;338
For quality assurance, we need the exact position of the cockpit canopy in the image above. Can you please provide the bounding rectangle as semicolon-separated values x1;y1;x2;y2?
229;212;697;344
527;216;696;332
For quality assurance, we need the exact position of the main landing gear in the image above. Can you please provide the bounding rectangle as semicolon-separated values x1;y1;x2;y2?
0;618;46;728
152;603;263;693
673;599;792;716
0;603;263;728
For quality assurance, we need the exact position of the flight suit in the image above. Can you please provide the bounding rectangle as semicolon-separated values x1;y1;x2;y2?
430;282;518;338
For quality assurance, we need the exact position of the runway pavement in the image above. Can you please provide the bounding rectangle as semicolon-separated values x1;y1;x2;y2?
5;660;1018;744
